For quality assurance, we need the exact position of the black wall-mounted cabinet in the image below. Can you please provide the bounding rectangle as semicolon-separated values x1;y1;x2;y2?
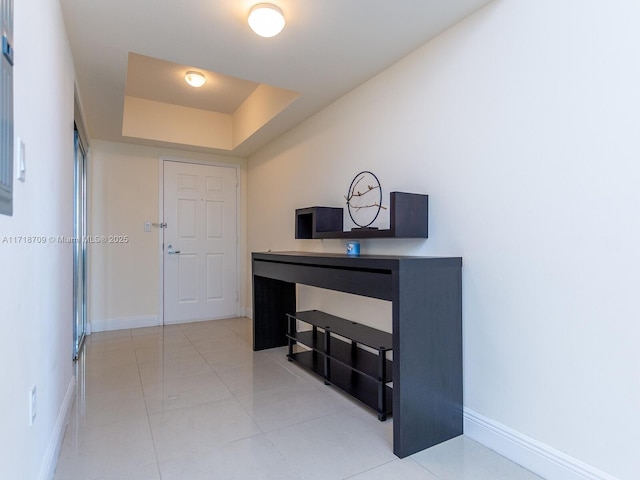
295;192;428;239
295;206;343;239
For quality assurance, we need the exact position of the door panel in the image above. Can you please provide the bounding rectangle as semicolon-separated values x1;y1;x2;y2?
206;201;223;238
163;161;237;324
178;254;198;302
178;199;197;238
206;254;224;299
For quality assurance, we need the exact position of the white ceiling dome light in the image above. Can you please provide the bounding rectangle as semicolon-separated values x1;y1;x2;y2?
248;3;285;38
184;71;206;88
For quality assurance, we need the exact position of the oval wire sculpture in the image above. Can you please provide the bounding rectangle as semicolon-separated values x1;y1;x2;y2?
346;171;384;228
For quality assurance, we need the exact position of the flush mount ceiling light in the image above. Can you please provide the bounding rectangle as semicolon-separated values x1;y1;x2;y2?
248;3;285;38
184;71;206;88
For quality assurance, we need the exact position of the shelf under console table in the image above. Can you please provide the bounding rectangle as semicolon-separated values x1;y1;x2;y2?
251;251;463;458
286;309;394;421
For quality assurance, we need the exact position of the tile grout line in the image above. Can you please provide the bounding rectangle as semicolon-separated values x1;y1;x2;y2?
131;326;168;480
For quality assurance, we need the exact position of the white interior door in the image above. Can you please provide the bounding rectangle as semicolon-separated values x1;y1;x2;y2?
163;161;238;324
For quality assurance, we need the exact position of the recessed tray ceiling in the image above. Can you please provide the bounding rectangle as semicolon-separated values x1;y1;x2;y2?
122;53;300;151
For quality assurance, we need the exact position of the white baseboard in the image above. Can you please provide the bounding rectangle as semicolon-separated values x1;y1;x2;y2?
163;314;240;326
90;315;160;332
38;377;75;480
90;312;252;331
464;408;618;480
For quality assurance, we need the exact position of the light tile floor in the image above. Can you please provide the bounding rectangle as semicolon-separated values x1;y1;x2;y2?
54;318;541;480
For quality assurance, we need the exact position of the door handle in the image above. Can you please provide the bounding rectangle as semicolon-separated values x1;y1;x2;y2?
167;244;181;255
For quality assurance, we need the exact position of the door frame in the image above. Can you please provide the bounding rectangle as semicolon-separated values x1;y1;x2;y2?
73;128;88;359
157;156;242;325
73;83;90;358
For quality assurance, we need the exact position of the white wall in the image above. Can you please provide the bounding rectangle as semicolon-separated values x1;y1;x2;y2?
0;0;76;479
247;1;640;478
89;140;248;331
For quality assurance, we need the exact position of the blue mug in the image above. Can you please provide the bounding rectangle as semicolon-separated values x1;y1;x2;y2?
346;241;360;256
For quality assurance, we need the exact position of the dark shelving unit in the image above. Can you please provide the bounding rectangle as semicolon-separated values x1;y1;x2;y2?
295;192;429;239
296;206;343;239
286;310;393;420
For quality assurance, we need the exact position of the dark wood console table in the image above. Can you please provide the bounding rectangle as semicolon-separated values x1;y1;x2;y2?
252;251;462;458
